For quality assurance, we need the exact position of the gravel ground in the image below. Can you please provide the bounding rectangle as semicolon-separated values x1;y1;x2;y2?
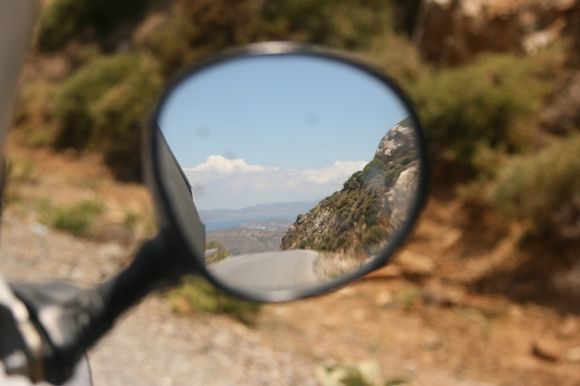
89;298;318;386
0;212;319;386
0;213;502;386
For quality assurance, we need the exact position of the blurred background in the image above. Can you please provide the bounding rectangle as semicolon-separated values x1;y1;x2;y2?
2;0;579;385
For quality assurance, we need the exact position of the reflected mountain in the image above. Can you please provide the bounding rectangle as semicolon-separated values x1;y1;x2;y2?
281;118;419;257
206;119;421;290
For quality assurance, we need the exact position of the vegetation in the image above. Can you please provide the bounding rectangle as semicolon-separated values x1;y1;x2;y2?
488;133;580;238
205;240;231;264
6;159;37;185
144;0;397;75
36;0;149;52
168;277;261;325
315;360;405;386
12;0;578;248
409;49;562;171
52;54;162;179
283;120;417;254
38;199;105;238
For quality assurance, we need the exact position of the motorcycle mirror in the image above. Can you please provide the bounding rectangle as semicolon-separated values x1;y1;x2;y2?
146;42;429;302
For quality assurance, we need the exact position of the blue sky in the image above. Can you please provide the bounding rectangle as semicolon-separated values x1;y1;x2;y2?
157;54;410;209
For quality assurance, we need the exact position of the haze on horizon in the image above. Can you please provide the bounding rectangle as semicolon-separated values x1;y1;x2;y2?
184;154;367;210
157;54;410;211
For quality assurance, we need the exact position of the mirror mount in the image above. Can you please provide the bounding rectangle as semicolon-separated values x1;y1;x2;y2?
146;41;429;303
10;231;194;385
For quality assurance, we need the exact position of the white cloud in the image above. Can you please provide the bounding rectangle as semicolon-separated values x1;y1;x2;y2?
301;160;367;185
187;155;275;174
184;155;367;210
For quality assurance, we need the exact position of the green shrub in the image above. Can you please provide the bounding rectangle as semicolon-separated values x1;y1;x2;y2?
53;54;139;148
315;361;384;386
410;50;561;171
90;55;162;179
365;34;424;83
489;133;580;237
36;0;88;52
52;54;162;179
362;226;387;246
205;240;230;264
147;0;262;74
40;199;105;238
168;277;261;325
12;81;59;147
6;159;37;185
122;210;141;231
147;0;397;74
259;0;395;50
36;0;149;52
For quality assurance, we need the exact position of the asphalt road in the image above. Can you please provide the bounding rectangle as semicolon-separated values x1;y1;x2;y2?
209;250;321;291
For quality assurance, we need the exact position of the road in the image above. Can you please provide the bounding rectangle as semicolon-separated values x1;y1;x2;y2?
209;250;321;291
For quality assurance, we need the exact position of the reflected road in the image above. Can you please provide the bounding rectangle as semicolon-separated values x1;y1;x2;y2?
209;250;321;291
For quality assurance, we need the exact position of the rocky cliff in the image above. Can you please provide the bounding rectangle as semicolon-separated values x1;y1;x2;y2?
416;0;580;64
280;119;420;256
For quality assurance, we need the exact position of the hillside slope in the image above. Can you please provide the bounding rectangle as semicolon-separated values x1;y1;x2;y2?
281;119;420;256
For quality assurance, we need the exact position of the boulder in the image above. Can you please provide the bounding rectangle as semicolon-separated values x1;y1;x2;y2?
415;0;580;64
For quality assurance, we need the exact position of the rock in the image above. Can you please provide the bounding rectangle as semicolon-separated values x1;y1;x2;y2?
541;71;580;135
531;339;565;361
423;334;444;350
132;12;168;47
558;317;579;338
280;118;419;255
374;291;394;307
421;281;465;306
380;264;403;279
564;347;580;363
353;309;367;322
395;252;435;277
415;0;580;64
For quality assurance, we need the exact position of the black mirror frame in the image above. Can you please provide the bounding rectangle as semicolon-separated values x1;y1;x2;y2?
144;41;430;303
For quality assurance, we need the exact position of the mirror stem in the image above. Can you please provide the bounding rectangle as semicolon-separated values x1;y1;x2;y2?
94;232;172;328
12;232;180;384
61;232;178;384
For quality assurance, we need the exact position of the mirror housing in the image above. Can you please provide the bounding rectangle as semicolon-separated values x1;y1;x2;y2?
144;42;429;302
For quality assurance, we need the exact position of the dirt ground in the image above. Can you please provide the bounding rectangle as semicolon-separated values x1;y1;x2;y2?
1;143;579;386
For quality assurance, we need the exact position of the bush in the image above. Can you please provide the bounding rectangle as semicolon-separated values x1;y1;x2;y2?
259;0;395;50
53;54;139;148
6;159;37;185
52;54;162;179
168;277;261;325
36;0;88;52
205;240;230;264
36;0;149;52
40;199;105;238
489;134;580;238
410;49;561;172
147;0;398;74
147;0;262;74
90;55;162;179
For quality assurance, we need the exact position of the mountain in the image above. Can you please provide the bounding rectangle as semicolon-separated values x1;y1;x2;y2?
200;200;318;232
280;118;420;255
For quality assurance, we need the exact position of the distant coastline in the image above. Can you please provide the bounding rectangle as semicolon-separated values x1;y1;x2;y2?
201;200;318;232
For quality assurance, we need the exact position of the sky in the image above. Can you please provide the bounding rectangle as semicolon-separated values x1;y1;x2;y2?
157;54;409;210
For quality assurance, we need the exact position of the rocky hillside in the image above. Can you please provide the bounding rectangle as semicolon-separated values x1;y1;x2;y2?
416;0;580;64
280;119;420;256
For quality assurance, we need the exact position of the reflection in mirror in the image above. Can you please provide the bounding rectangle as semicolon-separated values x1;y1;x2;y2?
156;54;421;294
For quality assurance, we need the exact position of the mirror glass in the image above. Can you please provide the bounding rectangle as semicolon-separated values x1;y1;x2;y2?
155;53;423;296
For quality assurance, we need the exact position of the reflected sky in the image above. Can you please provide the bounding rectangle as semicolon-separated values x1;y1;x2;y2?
157;54;409;209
